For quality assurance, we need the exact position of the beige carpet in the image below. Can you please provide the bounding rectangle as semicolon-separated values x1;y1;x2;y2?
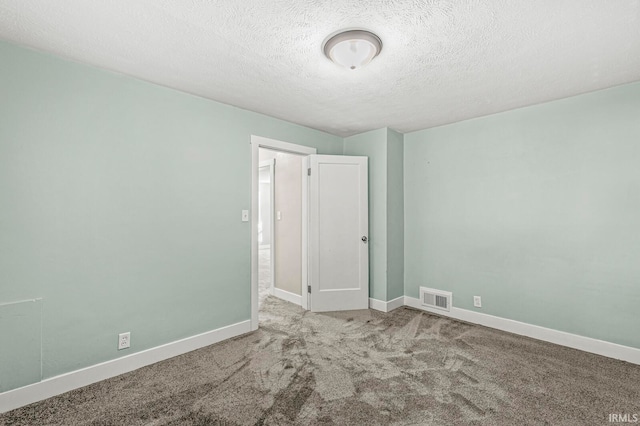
2;296;639;425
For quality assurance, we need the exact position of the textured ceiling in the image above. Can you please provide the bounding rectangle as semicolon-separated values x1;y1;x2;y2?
1;1;640;137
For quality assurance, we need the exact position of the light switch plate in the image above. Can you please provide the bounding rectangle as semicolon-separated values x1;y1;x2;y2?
241;210;249;222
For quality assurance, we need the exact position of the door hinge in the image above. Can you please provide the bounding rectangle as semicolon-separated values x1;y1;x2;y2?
307;168;311;176
307;285;311;293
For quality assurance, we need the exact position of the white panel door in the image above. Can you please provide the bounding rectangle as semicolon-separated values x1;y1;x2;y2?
308;155;368;312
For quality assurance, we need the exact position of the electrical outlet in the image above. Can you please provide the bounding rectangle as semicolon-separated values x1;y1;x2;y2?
473;296;482;308
118;332;130;350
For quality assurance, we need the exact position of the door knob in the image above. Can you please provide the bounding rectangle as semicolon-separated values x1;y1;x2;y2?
362;236;368;243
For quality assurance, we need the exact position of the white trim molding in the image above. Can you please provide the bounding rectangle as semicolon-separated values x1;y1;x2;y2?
0;320;251;414
404;296;640;366
273;288;302;306
369;296;404;313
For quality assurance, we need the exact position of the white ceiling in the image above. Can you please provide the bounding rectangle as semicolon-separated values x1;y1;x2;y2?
1;1;639;137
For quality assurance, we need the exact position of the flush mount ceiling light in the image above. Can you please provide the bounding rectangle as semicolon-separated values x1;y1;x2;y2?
323;29;382;70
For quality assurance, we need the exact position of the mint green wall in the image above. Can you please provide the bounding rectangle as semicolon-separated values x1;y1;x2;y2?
386;129;404;300
404;82;640;349
343;128;405;302
0;40;342;392
343;129;388;301
0;300;42;392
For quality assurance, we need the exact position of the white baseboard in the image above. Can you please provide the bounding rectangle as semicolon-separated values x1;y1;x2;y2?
273;288;302;306
387;296;405;312
0;320;252;414
369;296;404;313
404;296;640;366
369;298;386;312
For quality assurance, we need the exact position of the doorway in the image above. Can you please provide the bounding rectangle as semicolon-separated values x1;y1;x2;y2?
251;136;370;329
250;136;316;331
258;148;306;308
258;159;274;307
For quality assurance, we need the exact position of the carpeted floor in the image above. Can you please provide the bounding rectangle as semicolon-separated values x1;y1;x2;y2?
2;296;639;425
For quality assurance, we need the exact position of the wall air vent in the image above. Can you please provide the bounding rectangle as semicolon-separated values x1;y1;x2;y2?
420;287;452;312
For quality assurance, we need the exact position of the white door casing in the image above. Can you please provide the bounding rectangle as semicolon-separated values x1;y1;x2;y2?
307;155;369;312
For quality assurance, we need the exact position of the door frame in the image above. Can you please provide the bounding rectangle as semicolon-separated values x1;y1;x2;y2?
250;135;316;330
258;159;275;296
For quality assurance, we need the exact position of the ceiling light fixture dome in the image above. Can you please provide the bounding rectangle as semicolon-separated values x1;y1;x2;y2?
323;29;382;70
